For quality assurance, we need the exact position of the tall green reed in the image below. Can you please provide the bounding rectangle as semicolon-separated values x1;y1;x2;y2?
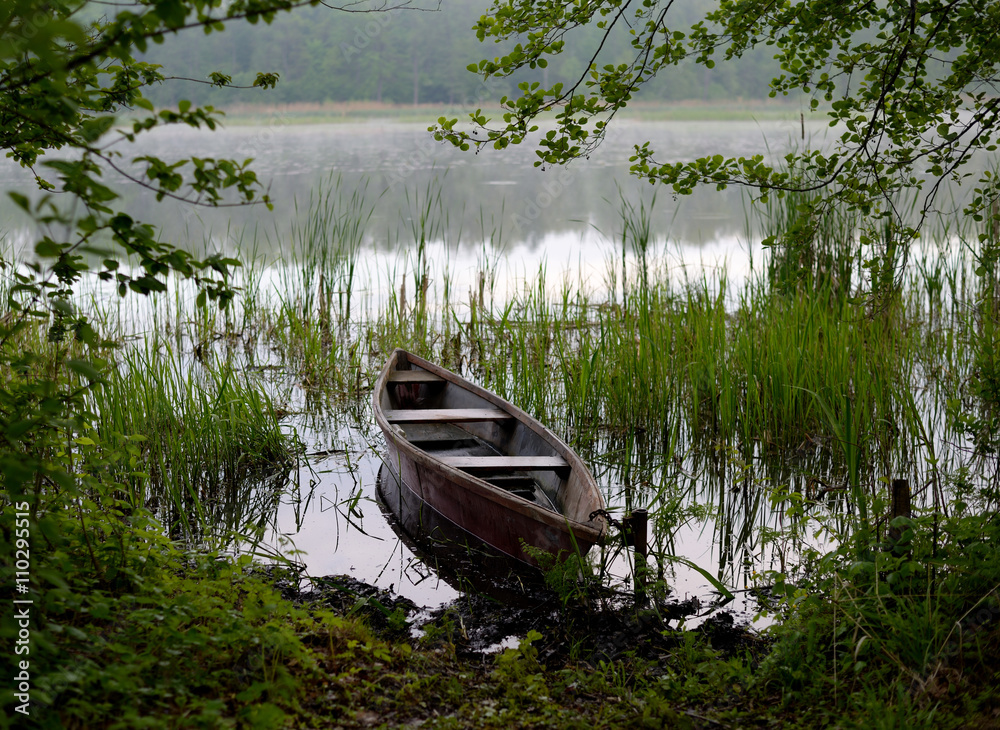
400;176;450;348
261;176;377;393
88;343;296;542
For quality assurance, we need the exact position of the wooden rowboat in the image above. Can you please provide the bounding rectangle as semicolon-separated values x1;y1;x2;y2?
374;349;606;567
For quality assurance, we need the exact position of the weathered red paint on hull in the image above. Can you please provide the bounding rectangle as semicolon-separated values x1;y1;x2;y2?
382;442;593;562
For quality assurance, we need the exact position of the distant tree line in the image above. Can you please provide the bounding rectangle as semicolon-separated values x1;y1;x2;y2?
142;0;783;108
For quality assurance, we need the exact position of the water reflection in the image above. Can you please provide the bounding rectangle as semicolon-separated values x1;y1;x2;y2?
0;119;809;254
375;464;552;604
257;412;463;608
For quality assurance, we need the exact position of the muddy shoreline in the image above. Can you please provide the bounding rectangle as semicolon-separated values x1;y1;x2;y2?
295;569;771;668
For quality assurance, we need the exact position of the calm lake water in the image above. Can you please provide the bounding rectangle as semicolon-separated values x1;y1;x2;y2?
1;116;813;250
0;117;876;621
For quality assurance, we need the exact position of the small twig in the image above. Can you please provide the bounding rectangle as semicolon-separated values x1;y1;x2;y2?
682;708;729;727
74;485;102;575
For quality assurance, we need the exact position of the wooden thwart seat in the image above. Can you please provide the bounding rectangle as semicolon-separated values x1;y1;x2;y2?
384;408;513;423
439;455;569;472
387;370;445;384
395;422;472;442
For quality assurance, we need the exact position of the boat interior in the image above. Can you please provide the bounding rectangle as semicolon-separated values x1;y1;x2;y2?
381;364;565;513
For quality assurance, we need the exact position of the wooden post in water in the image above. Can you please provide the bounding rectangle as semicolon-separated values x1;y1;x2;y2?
888;478;911;549
624;509;649;602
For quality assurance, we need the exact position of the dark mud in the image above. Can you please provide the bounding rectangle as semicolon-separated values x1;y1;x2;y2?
307;573;419;637
420;584;772;664
300;570;770;666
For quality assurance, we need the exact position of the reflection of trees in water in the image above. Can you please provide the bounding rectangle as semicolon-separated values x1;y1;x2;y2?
72;123;785;252
158;465;292;546
3;121;992;256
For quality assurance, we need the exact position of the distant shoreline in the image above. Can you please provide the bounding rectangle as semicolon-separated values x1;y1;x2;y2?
211;99;808;127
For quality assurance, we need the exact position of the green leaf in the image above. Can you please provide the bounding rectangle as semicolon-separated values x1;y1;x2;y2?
9;192;30;211
66;359;105;382
35;239;63;257
81;116;116;143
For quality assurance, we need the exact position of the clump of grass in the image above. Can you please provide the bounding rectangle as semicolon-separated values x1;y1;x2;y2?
88;344;296;541
255;176;378;394
751;501;1000;728
757;180;862;298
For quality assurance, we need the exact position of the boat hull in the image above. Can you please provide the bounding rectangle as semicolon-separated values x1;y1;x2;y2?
374;349;605;567
376;462;548;594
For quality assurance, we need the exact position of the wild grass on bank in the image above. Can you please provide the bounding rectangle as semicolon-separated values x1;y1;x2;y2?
159;174;998;591
88;344;296;542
